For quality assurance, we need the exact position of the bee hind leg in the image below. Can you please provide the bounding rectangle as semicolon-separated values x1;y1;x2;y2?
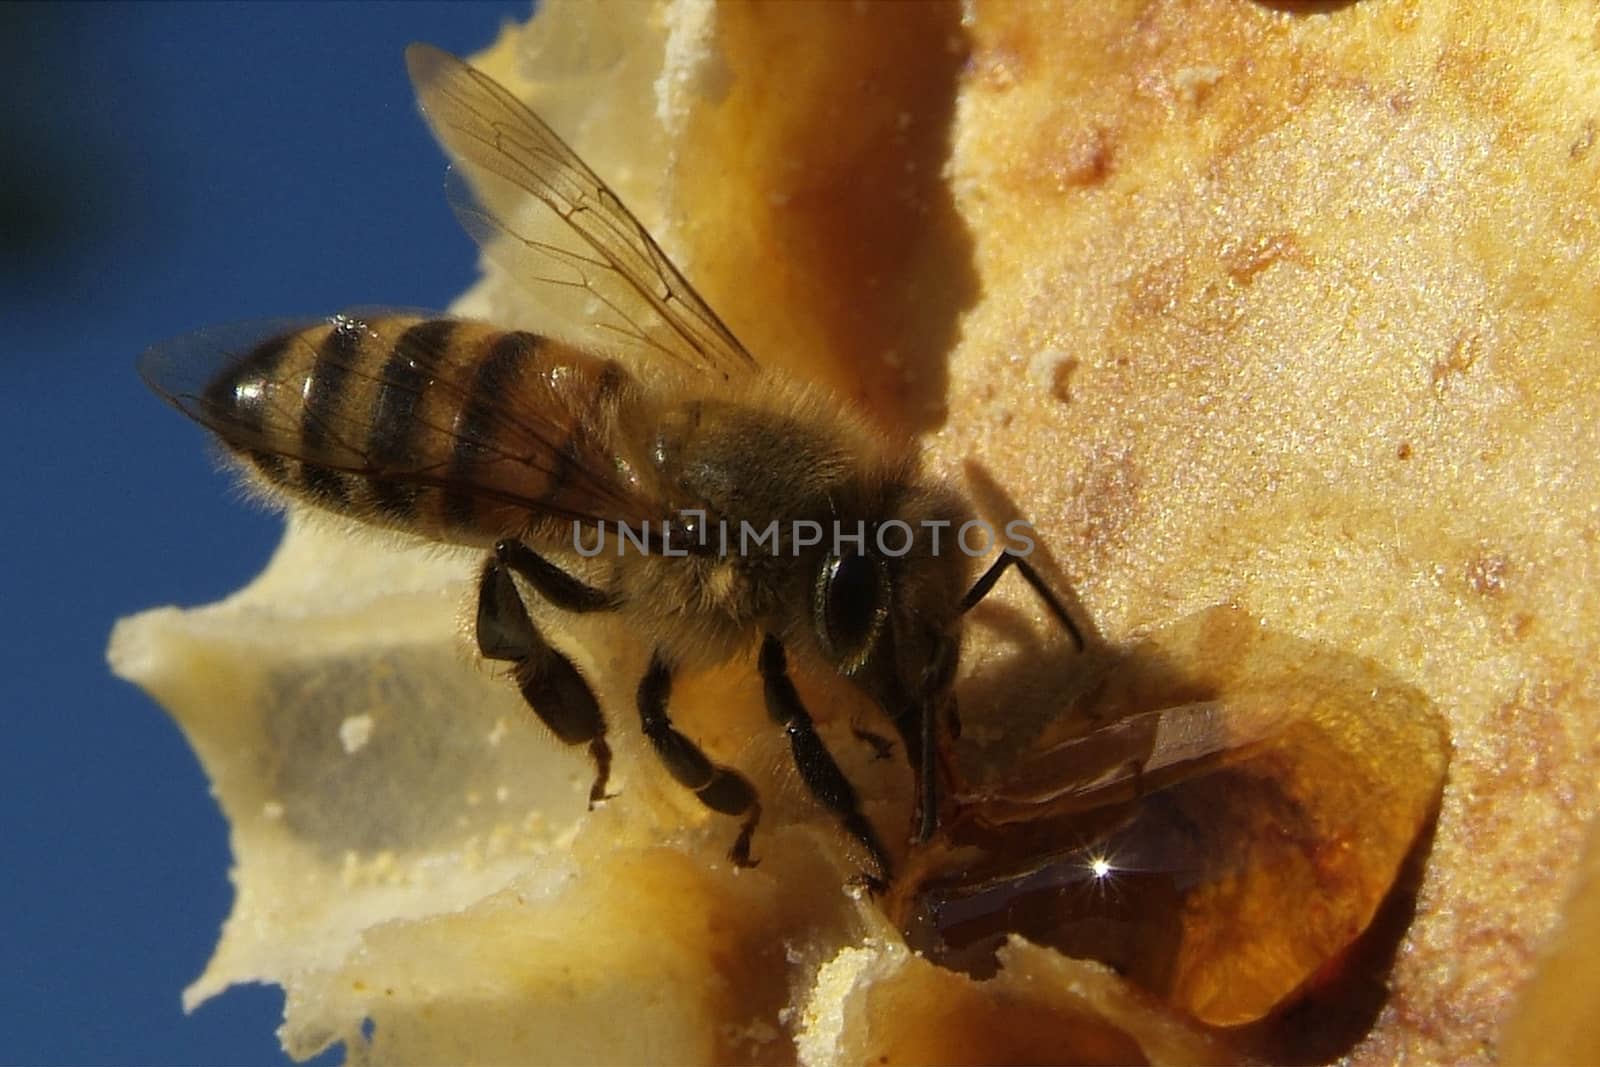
760;635;893;888
476;554;613;807
637;653;762;868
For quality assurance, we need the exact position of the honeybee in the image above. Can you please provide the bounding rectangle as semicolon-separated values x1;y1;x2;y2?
139;44;1080;884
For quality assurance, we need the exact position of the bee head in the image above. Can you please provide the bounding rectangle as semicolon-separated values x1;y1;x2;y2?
812;548;891;673
810;480;974;829
810;478;971;669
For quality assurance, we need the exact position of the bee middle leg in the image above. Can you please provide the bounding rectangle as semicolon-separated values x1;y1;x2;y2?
476;549;614;807
760;635;893;886
637;654;763;868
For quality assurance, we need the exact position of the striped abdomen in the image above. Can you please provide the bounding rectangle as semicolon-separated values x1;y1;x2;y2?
190;314;646;546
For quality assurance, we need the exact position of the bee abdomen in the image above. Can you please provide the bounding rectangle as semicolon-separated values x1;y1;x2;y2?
364;318;453;522
202;314;633;545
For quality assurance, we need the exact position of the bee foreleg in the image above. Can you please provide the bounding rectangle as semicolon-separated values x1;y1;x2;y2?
759;635;893;887
960;551;1086;652
476;556;613;807
636;654;762;868
494;538;620;613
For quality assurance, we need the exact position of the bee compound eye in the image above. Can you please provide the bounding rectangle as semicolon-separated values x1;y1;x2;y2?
816;551;888;668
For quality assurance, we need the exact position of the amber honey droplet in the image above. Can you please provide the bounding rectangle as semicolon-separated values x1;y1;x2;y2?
894;606;1450;1031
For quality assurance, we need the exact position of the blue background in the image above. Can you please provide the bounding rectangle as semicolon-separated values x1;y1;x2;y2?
3;3;531;1062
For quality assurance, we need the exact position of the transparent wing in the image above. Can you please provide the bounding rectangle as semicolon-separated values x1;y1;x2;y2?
966;695;1298;822
139;311;657;528
405;42;757;382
